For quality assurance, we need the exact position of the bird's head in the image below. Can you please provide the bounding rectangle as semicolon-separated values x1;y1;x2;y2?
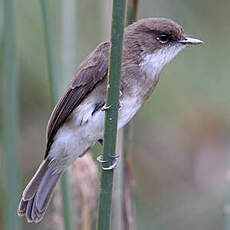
124;17;203;73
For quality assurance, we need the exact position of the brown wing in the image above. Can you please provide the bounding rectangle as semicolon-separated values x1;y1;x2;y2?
44;41;110;158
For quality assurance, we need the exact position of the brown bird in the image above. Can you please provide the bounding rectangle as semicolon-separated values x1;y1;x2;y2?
18;17;203;223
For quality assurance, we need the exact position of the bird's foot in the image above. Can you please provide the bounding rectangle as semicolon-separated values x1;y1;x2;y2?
97;154;120;170
109;154;120;159
97;155;108;163
101;104;112;111
102;158;119;170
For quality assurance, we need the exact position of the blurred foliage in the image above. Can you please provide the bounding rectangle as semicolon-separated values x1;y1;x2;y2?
0;0;230;229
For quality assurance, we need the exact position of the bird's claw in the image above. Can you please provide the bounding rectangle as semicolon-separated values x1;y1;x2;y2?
101;104;112;111
97;155;108;163
97;154;120;170
102;158;119;170
109;154;120;159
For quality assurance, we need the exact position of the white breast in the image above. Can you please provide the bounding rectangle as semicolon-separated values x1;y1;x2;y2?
118;97;141;129
140;44;186;78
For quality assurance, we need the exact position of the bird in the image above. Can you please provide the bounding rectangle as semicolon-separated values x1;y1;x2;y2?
18;17;203;223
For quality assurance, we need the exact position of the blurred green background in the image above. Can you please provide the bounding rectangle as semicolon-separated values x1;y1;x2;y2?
1;0;230;229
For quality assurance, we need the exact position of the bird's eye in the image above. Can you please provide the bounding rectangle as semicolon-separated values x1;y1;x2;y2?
157;33;170;44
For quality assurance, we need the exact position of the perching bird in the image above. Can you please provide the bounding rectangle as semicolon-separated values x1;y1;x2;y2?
18;17;203;223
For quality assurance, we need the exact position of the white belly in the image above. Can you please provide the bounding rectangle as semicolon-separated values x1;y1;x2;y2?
48;97;141;171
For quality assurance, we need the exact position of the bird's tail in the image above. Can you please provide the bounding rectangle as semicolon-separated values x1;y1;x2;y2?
17;159;62;223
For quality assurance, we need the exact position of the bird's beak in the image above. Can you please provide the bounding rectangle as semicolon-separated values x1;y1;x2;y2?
178;37;204;45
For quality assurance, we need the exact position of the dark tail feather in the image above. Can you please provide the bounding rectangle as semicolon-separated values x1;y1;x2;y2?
18;159;62;223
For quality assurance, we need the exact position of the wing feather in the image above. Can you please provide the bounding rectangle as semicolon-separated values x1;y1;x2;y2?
44;42;110;158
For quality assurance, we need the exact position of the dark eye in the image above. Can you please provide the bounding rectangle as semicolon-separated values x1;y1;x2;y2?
157;33;170;44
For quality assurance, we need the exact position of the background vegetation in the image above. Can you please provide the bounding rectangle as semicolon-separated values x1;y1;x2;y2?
1;0;230;229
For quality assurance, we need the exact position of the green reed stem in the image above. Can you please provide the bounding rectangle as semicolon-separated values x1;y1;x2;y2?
2;0;21;229
40;1;72;230
96;0;126;229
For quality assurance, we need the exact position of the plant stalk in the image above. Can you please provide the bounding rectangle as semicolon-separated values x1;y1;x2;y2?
2;0;21;229
122;1;139;229
40;1;72;230
96;0;126;229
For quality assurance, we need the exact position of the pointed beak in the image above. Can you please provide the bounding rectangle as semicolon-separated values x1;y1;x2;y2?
178;37;204;45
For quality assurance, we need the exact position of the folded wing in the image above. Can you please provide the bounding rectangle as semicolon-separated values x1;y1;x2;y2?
45;41;110;158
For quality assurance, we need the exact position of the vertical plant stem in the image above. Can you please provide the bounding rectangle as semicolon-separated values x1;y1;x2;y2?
61;172;72;230
122;124;134;229
111;131;124;230
40;1;72;230
2;0;21;230
126;0;139;25
61;0;78;83
225;160;230;230
96;0;126;229
40;0;59;102
122;1;139;229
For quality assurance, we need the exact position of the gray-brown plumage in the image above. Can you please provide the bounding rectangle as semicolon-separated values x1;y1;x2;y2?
18;17;203;223
45;42;110;157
